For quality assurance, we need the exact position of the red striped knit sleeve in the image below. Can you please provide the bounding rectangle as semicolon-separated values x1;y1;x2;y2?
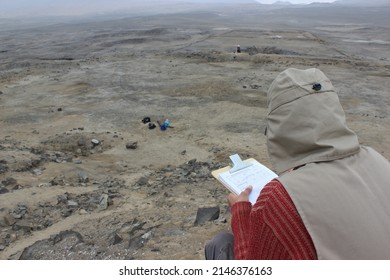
230;201;252;260
231;179;317;260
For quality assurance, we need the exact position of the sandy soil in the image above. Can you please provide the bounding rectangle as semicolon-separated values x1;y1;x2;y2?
0;6;389;259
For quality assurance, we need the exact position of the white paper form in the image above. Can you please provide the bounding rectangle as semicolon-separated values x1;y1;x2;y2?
219;160;278;205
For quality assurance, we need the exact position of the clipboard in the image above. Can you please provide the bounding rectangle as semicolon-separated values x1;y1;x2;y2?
212;154;278;205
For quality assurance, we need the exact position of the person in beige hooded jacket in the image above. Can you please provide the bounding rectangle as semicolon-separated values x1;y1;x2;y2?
206;68;390;260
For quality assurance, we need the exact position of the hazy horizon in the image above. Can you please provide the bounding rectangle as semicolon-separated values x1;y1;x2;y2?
0;0;386;19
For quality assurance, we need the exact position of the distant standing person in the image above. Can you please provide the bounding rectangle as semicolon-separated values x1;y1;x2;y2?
236;44;241;53
205;68;390;260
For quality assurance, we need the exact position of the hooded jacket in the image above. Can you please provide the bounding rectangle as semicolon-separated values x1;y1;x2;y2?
266;68;390;259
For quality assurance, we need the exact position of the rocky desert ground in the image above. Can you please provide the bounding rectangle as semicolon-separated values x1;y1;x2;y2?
0;4;389;259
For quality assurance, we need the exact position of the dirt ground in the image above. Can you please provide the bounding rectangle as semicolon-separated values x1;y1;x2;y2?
0;5;389;260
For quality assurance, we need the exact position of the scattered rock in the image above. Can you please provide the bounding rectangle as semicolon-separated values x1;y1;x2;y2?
163;229;186;236
0;185;9;194
42;151;72;163
50;175;65;186
78;171;89;183
101;177;123;189
194;206;220;225
11;212;23;219
128;235;144;251
99;194;109;210
131;159;221;191
12;184;23;190
77;138;87;146
2;155;226;258
246;46;301;56
60;208;73;218
13;220;33;233
109;232;123;245
126;142;138;149
40;133;111;157
11;204;28;219
32;168;42;176
67;200;79;207
135;176;149;186
53;230;84;245
142;231;152;240
57;193;68;204
2;177;17;187
91;139;100;146
187;158;197;165
0;160;8;174
19;230;84;260
0;212;17;226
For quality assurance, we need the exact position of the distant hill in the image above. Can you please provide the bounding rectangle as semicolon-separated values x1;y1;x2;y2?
272;1;294;5
266;0;390;6
186;0;255;2
334;0;390;6
0;0;258;18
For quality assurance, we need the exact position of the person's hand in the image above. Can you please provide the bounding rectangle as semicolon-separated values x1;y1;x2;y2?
228;186;253;208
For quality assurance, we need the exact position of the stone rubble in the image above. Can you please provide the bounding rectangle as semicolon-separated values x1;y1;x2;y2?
0;146;229;259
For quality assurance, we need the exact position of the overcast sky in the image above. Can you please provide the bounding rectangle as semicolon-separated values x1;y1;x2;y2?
257;0;334;3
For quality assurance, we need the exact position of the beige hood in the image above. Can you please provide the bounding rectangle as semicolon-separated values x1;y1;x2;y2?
265;68;390;259
266;68;360;174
